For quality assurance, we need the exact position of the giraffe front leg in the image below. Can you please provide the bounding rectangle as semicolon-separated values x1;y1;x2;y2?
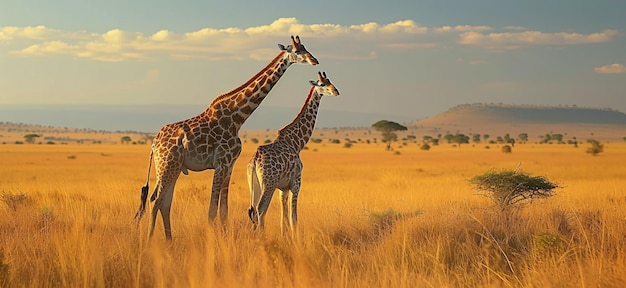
279;190;290;237
290;168;302;236
218;171;233;223
208;166;231;223
291;189;299;235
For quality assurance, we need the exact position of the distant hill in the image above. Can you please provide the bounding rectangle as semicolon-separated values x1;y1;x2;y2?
0;104;412;133
408;104;626;141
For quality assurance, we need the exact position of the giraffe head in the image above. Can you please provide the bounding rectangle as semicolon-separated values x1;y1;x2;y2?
309;71;340;96
278;35;319;66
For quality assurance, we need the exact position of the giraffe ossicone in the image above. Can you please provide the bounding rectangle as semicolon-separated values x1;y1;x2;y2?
134;36;319;240
247;71;340;236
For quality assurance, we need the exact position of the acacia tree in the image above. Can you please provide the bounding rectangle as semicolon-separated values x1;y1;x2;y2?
24;134;40;144
372;120;407;151
469;168;559;209
121;136;132;144
518;133;529;143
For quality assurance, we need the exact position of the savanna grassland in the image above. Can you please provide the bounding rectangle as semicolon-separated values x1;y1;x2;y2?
1;139;625;287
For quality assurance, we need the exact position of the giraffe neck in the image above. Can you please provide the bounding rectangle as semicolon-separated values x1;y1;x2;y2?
275;87;322;151
204;51;291;130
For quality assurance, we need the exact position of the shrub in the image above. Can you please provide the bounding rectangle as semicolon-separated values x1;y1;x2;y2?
469;167;559;209
420;143;431;151
1;192;31;211
250;138;259;144
343;142;353;148
586;139;603;156
501;145;512;153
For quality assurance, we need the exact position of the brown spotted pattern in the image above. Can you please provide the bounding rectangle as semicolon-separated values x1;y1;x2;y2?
247;72;339;235
135;36;319;239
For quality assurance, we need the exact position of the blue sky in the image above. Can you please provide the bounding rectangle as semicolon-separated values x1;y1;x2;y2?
1;0;625;129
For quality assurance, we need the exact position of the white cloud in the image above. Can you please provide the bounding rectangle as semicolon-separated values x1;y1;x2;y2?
594;63;626;74
0;25;52;40
378;20;428;34
2;18;621;61
459;29;620;49
434;25;493;33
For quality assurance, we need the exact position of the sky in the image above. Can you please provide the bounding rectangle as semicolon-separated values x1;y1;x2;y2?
1;0;625;131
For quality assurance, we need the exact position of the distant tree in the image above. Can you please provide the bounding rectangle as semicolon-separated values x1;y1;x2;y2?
121;136;132;144
372;120;407;151
518;133;529;142
586;139;604;156
472;134;481;143
24;134;40;144
551;134;564;143
623;136;626;142
452;133;470;147
422;135;433;143
482;134;490;143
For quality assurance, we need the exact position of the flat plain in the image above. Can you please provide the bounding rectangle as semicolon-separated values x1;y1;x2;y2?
1;137;625;287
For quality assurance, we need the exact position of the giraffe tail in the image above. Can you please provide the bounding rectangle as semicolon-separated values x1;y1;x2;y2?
134;145;154;222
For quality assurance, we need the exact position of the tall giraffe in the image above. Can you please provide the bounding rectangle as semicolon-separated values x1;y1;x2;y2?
135;36;319;239
247;71;339;235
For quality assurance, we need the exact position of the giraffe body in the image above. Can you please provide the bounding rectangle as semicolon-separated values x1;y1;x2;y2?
247;72;339;235
135;36;318;239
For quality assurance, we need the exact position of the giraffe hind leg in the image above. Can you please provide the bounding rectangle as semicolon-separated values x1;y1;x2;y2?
149;198;160;238
256;187;276;232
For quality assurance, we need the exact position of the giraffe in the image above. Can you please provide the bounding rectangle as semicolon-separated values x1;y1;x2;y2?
134;36;319;239
247;71;340;235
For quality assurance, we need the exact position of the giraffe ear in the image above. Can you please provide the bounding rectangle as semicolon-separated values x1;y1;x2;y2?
278;44;289;51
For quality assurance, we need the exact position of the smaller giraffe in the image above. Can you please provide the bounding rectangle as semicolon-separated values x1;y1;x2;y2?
247;71;340;235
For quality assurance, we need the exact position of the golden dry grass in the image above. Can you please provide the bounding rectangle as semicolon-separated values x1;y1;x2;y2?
1;140;625;287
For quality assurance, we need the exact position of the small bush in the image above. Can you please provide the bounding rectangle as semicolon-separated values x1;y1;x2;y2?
343;142;353;148
501;145;512;153
1;192;31;210
250;138;259;144
420;143;431;151
586;139;603;156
